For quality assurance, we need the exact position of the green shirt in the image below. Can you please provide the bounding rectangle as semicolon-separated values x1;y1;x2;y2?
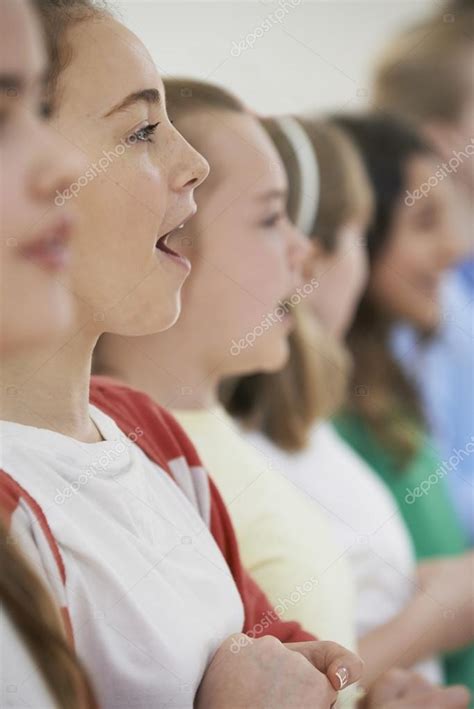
334;413;473;697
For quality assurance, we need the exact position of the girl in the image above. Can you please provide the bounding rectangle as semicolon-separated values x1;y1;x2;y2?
332;113;474;695
0;0;95;705
0;2;362;707
374;4;474;542
225;116;474;693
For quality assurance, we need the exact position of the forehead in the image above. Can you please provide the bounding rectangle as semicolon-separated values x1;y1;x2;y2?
0;0;44;76
180;110;287;199
59;15;163;116
405;153;456;209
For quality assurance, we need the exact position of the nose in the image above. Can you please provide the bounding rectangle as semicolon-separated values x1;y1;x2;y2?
173;134;210;193
287;221;312;285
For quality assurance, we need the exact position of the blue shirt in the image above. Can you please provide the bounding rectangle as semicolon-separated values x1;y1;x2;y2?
391;261;474;543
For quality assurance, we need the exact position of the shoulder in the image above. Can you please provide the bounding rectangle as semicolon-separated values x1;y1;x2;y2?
90;376;202;467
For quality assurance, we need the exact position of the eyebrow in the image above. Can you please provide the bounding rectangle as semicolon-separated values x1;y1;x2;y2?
103;88;161;118
257;188;288;202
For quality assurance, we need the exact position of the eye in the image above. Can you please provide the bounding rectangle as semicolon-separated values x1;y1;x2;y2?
260;212;284;228
128;121;160;145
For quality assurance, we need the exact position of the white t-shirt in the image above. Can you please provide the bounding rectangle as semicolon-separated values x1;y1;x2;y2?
0;405;244;709
243;420;443;684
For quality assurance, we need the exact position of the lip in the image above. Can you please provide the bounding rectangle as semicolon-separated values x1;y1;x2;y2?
155;208;196;271
18;214;74;273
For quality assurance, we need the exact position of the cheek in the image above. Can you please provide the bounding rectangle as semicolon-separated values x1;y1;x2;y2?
212;226;287;306
0;147;31;239
76;163;166;256
0;252;71;352
240;238;288;302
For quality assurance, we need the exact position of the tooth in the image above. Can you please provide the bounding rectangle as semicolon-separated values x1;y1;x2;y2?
178;224;184;229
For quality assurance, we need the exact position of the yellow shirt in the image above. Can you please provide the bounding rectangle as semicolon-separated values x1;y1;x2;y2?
174;405;357;697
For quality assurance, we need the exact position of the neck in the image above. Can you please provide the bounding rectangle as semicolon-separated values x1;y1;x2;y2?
96;329;220;411
0;326;103;442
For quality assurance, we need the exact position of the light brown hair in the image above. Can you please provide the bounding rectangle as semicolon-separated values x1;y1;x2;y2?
374;8;474;125
0;522;96;707
33;0;110;111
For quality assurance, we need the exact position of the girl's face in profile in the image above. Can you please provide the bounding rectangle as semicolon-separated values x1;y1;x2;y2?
369;154;464;332
0;0;79;354
169;109;311;375
303;221;369;340
49;14;209;337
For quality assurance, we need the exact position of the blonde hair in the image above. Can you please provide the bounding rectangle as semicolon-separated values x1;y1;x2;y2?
374;9;474;125
222;118;373;451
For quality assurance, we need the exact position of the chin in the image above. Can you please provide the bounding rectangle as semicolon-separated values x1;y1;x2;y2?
411;308;441;335
106;296;181;337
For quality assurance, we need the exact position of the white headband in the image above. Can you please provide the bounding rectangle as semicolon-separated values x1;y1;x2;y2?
274;116;320;236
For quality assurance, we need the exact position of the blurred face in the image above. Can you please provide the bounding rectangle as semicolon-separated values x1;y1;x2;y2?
425;47;474;197
0;0;79;355
51;16;209;336
171;110;310;374
303;221;369;339
369;154;464;333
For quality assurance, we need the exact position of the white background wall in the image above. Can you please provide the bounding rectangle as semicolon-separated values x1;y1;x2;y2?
116;0;440;116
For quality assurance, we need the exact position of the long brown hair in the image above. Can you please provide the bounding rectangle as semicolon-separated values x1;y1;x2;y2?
0;521;96;707
222;118;373;451
333;114;433;465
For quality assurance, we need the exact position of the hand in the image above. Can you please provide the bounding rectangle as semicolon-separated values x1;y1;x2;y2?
417;552;474;652
360;668;470;708
195;634;362;709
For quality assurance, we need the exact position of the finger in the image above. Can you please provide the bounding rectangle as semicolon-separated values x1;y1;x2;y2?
398;686;471;709
319;642;364;692
401;671;433;697
288;641;364;691
368;668;414;703
435;685;471;709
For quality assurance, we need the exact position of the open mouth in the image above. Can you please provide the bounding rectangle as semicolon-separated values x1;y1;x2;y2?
154;209;196;270
155;223;185;258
